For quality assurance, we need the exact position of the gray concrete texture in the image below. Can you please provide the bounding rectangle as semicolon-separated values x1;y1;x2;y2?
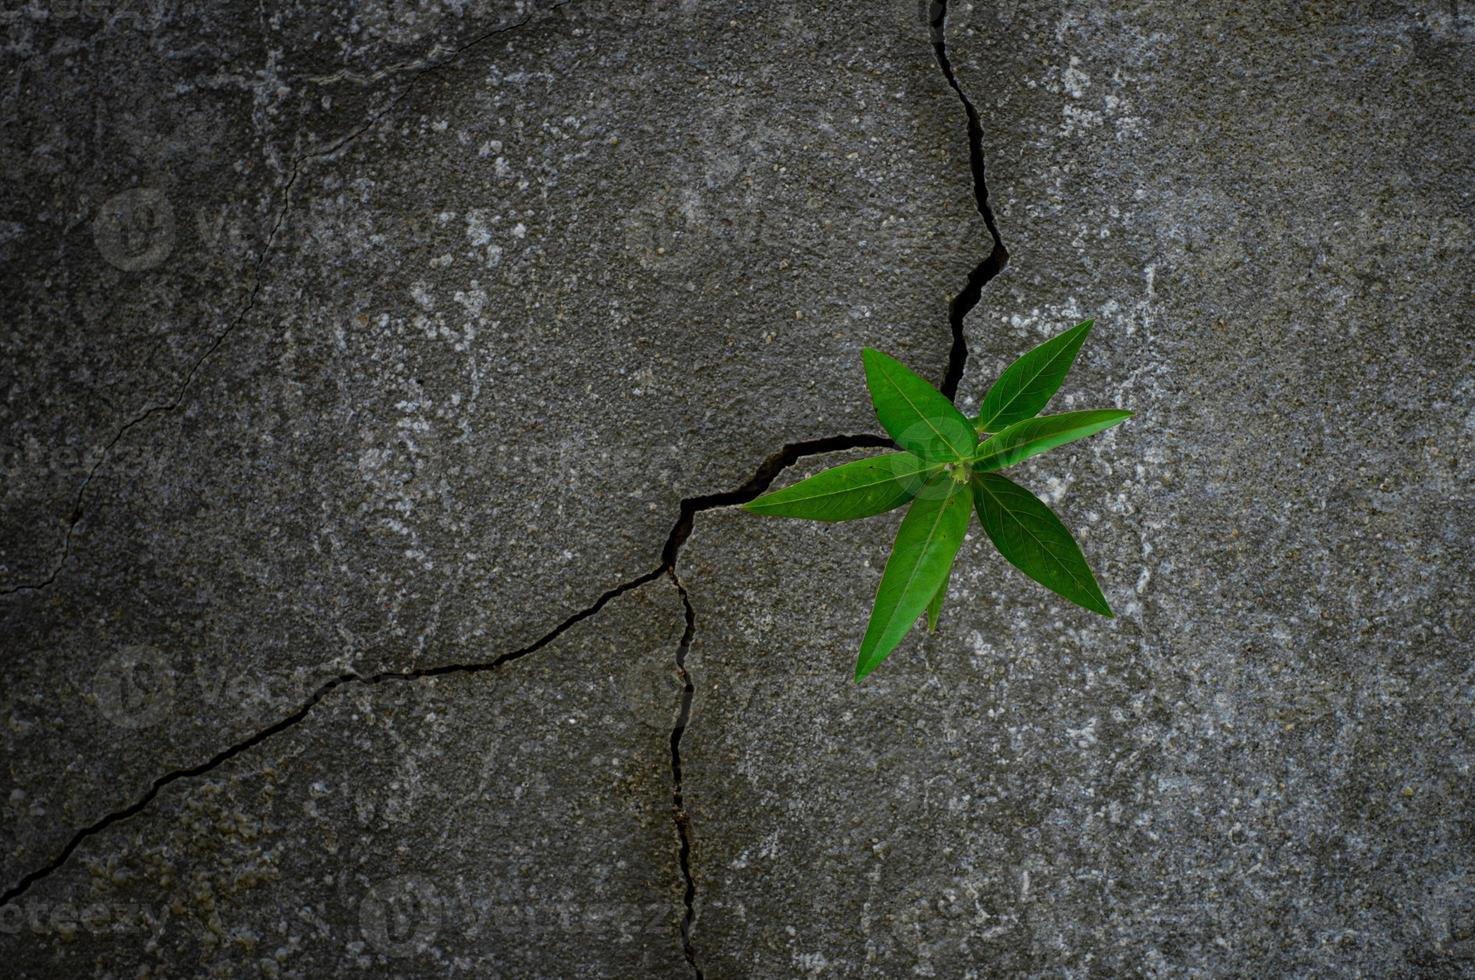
1;0;1472;977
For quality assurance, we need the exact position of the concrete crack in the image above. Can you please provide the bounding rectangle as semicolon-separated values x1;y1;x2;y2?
0;8;1004;965
661;432;893;568
0;427;889;908
667;570;703;980
646;8;1010;962
1;0;574;596
929;0;1009;401
0;561;662;908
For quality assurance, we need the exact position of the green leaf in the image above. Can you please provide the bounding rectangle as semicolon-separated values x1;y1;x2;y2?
925;564;952;632
862;348;977;463
855;473;972;680
975;319;1095;432
971;472;1112;617
742;453;939;522
971;409;1132;472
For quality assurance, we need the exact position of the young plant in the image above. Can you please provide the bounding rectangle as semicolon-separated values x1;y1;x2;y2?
743;319;1131;681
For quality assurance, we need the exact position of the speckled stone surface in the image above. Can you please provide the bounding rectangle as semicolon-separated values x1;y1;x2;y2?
679;2;1475;977
3;0;1474;977
0;579;689;978
0;0;979;908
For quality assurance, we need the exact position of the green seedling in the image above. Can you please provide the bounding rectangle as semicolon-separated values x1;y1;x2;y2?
743;319;1131;681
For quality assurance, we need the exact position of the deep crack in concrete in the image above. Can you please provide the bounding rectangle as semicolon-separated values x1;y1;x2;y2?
658;3;1007;968
0;426;889;907
931;0;1009;400
668;571;704;980
0;8;1009;975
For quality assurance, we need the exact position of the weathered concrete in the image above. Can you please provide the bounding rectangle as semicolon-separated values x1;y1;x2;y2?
3;0;1473;976
679;2;1475;976
0;0;979;900
0;579;689;977
0;0;539;584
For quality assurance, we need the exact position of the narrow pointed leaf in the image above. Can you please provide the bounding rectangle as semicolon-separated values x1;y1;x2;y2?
926;564;952;632
971;472;1112;617
971;409;1131;472
742;453;938;522
862;348;977;462
855;473;972;680
975;319;1095;432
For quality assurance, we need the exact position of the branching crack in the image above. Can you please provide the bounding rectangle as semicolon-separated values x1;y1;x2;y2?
0;1;573;596
0;428;885;909
1;9;1008;976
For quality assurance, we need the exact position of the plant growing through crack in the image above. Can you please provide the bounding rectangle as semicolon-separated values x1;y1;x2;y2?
743;319;1131;681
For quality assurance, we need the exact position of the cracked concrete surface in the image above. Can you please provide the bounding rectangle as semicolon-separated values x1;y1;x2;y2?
0;0;979;902
678;2;1475;977
3;0;1474;976
3;579;692;976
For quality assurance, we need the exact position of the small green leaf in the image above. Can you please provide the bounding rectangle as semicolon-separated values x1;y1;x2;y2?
971;472;1112;617
971;409;1131;472
855;473;972;680
861;348;977;463
975;319;1095;432
925;565;952;632
742;453;939;522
